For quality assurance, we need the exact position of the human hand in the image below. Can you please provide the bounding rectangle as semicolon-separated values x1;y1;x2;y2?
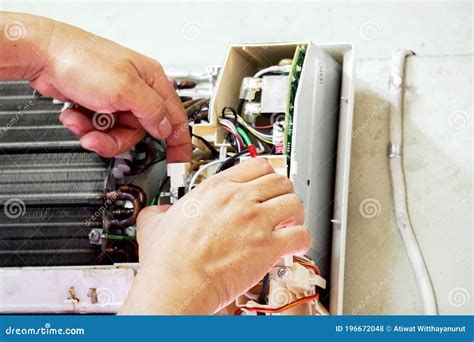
0;12;191;160
120;159;312;315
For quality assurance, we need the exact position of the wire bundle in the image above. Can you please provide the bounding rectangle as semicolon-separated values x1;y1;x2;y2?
235;293;319;315
220;111;273;145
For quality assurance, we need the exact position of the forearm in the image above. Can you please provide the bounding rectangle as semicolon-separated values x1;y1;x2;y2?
119;264;219;315
0;12;54;80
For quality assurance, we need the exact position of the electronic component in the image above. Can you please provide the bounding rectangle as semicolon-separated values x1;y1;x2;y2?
236;256;328;315
260;75;289;113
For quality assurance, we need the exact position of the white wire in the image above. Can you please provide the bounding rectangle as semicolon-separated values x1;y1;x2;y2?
254;65;292;78
188;159;226;190
234;115;273;142
219;118;242;152
388;49;438;315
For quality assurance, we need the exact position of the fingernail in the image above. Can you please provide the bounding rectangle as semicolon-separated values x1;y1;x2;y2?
65;124;81;136
157;116;172;137
82;144;103;155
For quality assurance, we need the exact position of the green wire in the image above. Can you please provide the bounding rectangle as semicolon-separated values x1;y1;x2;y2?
236;127;252;146
105;234;136;240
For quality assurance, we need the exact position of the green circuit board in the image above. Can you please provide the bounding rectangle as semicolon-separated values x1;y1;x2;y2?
285;44;306;165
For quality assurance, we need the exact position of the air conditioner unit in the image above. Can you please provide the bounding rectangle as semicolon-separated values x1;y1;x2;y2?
0;41;355;315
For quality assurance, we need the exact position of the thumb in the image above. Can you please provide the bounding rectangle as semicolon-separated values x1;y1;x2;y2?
136;205;171;244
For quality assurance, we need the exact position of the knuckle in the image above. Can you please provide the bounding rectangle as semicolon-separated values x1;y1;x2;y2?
246;158;273;173
299;227;313;249
277;175;294;192
256;158;274;173
288;193;302;207
153;60;164;72
239;205;257;221
252;229;270;245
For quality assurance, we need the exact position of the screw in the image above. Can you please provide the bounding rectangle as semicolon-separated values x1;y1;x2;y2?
277;267;290;280
88;229;101;244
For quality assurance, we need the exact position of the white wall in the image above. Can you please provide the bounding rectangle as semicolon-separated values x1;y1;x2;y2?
1;1;472;66
1;0;472;315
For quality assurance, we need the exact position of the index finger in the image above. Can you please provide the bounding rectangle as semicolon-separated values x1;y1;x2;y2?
215;158;275;183
137;59;192;162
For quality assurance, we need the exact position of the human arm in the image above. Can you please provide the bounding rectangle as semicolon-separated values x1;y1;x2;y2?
0;11;191;160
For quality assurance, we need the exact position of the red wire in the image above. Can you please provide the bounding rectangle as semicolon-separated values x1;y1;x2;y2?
252;124;273;129
293;256;321;275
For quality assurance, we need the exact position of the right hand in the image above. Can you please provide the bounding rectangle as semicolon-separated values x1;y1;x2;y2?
121;158;312;315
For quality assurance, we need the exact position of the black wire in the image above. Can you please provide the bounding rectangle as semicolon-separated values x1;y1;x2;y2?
215;149;249;173
237;99;244;117
224;132;239;152
221;106;238;124
192;133;219;158
154;176;170;205
258;273;270;304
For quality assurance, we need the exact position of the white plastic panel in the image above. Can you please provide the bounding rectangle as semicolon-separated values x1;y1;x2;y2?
0;265;135;314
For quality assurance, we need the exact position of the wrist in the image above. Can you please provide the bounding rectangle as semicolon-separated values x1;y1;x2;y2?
0;12;55;80
120;261;220;315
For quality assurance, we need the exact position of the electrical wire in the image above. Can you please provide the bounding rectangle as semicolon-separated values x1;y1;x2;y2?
293;256;321;276
221;106;238;123
253;124;273;130
388;49;438;315
188;159;227;189
258;273;270;305
220;117;244;151
192;133;219;158
253;65;292;78
222;112;273;144
215;150;250;173
235;293;319;315
236;127;252;146
221;125;243;152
